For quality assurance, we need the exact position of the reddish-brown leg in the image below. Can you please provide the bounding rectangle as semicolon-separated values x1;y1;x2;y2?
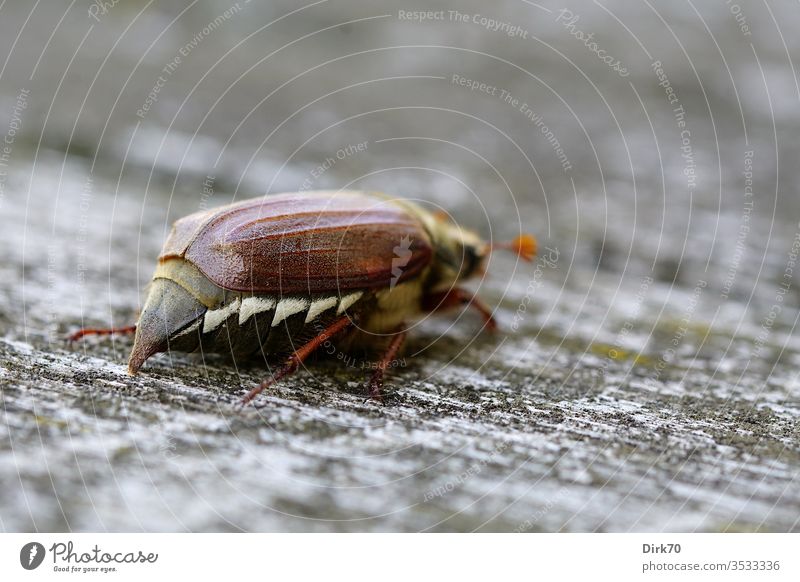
68;325;137;344
241;314;353;406
367;329;407;402
422;287;497;331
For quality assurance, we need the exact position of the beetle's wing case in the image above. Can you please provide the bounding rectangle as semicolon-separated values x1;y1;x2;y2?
159;190;434;295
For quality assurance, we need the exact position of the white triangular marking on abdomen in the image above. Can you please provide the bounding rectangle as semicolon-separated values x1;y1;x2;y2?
336;291;363;314
272;297;310;327
203;298;241;333
174;319;201;338
239;296;276;325
305;296;338;323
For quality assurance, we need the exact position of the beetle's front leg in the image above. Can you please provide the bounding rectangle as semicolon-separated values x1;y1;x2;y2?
68;325;137;344
241;314;354;406
366;328;407;402
422;287;497;331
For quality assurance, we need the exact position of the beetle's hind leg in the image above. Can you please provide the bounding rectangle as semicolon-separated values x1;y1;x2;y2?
241;314;353;406
422;287;497;332
366;328;407;403
68;325;137;344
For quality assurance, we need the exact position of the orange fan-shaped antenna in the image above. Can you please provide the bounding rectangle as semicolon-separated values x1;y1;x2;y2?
491;234;538;262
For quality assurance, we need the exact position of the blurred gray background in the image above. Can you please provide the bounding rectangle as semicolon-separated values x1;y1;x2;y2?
0;0;798;531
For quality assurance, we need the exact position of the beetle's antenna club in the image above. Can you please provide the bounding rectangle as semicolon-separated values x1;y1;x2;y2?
491;234;538;262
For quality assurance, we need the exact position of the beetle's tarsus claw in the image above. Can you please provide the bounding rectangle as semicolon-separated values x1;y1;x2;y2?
362;326;406;404
363;385;385;405
241;375;279;406
67;330;84;345
242;356;301;406
67;329;87;344
367;376;384;402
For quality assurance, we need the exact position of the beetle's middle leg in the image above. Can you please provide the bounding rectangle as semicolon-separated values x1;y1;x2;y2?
68;325;137;343
422;287;497;331
242;314;353;406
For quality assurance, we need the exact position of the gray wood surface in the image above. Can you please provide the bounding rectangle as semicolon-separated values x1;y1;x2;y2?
0;0;798;532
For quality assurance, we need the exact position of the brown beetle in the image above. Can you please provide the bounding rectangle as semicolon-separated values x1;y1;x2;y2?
71;190;536;403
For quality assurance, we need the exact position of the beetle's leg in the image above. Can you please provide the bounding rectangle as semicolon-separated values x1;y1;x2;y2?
422;287;497;331
366;328;407;402
242;314;353;406
68;325;137;344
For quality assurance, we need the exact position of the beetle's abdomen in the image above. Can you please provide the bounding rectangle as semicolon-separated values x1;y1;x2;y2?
188;290;368;359
130;253;377;372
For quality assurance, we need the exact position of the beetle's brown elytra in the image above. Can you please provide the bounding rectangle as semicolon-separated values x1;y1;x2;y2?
70;190;537;403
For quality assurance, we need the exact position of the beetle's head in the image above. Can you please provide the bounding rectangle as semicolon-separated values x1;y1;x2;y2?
430;213;537;286
128;277;207;374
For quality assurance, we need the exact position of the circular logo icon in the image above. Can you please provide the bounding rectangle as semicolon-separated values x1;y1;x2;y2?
20;542;46;570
